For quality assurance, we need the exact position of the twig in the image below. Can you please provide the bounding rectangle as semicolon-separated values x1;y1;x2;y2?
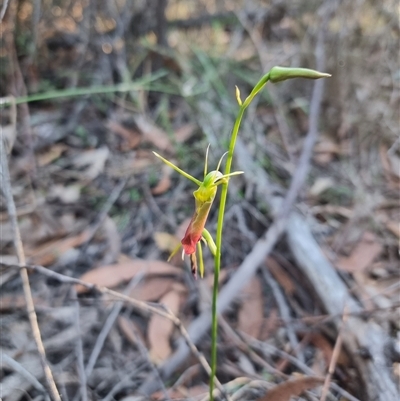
2;354;50;400
0;138;61;401
262;266;304;363
320;306;349;401
71;287;88;401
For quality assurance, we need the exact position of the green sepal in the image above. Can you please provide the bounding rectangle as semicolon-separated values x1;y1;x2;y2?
197;241;204;278
202;228;217;256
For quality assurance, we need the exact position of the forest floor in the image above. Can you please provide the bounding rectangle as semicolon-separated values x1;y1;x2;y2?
1;0;399;400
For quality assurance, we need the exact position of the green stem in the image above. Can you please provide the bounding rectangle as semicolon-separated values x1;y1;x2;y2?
209;71;270;400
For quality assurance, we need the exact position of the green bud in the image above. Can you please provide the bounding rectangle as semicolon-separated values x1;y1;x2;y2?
269;66;331;83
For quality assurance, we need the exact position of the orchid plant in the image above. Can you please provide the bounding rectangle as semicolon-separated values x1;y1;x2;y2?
154;66;331;400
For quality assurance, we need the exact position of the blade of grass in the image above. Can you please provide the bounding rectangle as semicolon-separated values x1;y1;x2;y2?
0;70;168;107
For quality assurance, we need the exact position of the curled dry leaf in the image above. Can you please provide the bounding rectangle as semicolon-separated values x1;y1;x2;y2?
238;277;264;339
76;259;182;293
148;290;181;364
256;376;324;401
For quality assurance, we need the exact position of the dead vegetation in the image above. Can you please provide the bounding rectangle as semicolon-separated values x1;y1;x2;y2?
0;0;399;400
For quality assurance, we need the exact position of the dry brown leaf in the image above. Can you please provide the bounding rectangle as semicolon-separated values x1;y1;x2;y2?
107;120;141;150
151;164;172;195
238;277;264;339
174;123;197;143
266;257;295;295
336;231;383;273
148;290;180;364
134;114;173;152
27;230;90;266
37;144;67;166
257;376;324;401
308;333;333;368
130;276;175;301
76;259;182;293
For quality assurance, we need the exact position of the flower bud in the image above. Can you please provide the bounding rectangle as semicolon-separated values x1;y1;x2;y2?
269;66;331;83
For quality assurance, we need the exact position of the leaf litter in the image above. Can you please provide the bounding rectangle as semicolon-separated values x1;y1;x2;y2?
1;1;399;400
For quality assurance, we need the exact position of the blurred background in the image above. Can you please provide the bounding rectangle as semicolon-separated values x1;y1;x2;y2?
1;0;399;400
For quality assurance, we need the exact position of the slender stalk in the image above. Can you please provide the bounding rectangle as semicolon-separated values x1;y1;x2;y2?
209;72;270;399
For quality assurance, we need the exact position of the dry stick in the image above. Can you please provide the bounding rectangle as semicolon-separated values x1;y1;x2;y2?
6;262;226;397
320;307;349;401
0;139;61;401
2;354;49;400
71;287;89;401
262;267;304;363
